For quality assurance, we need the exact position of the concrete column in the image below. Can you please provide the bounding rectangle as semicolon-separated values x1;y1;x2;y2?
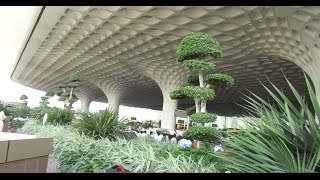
80;98;92;112
107;94;121;114
89;80;124;115
160;87;179;130
74;91;96;113
305;48;320;103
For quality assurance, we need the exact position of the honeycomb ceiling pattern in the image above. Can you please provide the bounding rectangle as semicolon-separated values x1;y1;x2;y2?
11;6;320;109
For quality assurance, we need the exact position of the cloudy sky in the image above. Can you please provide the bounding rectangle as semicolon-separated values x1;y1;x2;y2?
0;6;162;121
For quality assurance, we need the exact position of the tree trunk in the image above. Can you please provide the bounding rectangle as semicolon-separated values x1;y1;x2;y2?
198;70;207;113
69;88;73;101
194;98;200;113
199;71;204;88
201;101;206;112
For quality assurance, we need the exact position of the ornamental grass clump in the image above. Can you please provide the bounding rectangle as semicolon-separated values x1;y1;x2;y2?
213;75;320;173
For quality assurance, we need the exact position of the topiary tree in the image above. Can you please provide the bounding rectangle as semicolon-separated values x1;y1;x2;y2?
38;91;55;108
39;96;49;107
20;94;28;106
45;91;55;97
171;32;235;143
170;32;234;127
57;72;80;108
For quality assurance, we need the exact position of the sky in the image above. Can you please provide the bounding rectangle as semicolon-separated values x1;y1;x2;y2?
0;6;162;121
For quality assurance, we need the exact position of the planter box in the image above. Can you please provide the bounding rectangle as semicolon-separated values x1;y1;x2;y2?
0;132;53;173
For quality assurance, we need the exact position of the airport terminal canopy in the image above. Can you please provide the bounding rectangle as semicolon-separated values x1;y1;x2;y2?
11;6;320;129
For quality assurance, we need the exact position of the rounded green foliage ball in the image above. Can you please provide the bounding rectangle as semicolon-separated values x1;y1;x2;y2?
206;73;235;87
67;81;79;88
56;90;63;97
182;60;216;71
186;106;196;116
170;86;215;101
191;112;217;123
58;84;67;89
183;126;221;143
69;72;80;82
20;95;28;100
187;75;199;86
58;96;66;101
170;88;187;99
176;32;222;62
45;91;55;97
182;86;216;101
41;96;49;101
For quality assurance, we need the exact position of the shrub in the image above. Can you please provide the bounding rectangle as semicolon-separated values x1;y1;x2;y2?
187;75;199;86
72;109;124;140
191;112;217;124
206;73;235;87
186;106;196;116
176;32;222;62
20;95;28;100
47;107;74;125
182;59;216;71
21;120;219;173
183;126;221;143
7;105;30;118
10;118;26;130
170;86;215;101
45;91;55;97
214;75;320;172
155;145;216;162
30;106;50;120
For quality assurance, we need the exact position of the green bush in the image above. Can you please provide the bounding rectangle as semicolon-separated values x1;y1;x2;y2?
191;112;217;123
182;59;216;71
155;147;222;167
183;126;221;143
45;91;55;97
170;88;188;99
186;106;196;116
206;73;235;87
214;75;320;172
176;32;222;62
183;86;216;101
20;95;28;100
72;109;124;140
47;107;74;125
10;119;26;130
7;105;30;118
58;96;66;101
21;120;219;173
187;75;199;86
170;86;215;101
30;106;50;120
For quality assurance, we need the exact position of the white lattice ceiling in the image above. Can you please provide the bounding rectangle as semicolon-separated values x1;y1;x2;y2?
12;6;320;109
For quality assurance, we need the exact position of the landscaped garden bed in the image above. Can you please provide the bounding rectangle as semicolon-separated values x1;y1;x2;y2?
21;120;221;173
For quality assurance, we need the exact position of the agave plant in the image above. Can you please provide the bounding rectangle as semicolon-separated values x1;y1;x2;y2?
72;108;125;140
214;74;320;173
